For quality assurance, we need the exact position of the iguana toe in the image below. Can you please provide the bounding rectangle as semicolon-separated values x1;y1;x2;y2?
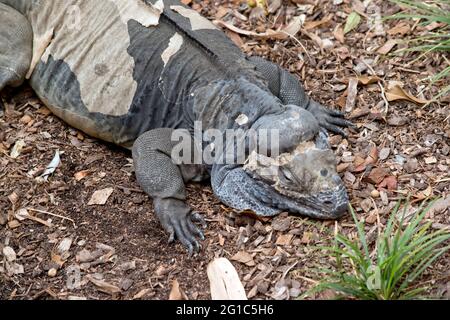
187;216;205;241
191;212;207;229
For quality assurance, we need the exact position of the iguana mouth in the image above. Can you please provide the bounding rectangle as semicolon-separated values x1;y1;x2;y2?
247;171;349;219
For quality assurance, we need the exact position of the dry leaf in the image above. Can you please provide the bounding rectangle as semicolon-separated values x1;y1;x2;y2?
74;170;90;181
214;16;302;40
378;176;398;191
169;279;186;300
352;0;366;14
37;107;52;116
15;208;29;221
422;185;433;197
377;39;399;55
214;20;283;39
231;251;255;266
57;238;73;254
51;237;73;267
88;188;114;205
51;252;65;267
357;75;381;85
283;16;303;37
345;78;359;112
20;114;32;124
3;247;17;262
337;162;350;173
304;15;332;30
387;23;410;35
424;156;437;164
218;234;225;246
10;140;26;159
353;147;378;172
275;234;293;246
337;90;348;109
379;148;391;160
302;30;324;48
215;6;229;19
385;85;431;105
367;168;388;184
368;147;379;164
268;0;282;14
133;288;152;300
87;276;121;295
333;25;345;43
225;30;244;48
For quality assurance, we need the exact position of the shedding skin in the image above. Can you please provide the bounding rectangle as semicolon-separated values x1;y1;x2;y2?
161;33;184;67
170;5;218;31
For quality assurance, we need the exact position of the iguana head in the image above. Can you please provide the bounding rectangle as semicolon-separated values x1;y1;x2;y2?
211;105;349;220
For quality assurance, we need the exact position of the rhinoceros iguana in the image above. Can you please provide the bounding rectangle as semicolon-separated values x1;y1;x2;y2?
0;0;352;254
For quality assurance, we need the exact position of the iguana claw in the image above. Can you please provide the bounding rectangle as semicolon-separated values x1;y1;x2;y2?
155;198;205;255
306;100;354;137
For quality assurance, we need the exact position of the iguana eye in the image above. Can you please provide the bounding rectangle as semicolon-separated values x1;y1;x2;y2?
280;167;295;183
320;168;328;177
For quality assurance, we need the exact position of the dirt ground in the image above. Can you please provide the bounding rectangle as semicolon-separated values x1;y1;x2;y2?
1;0;449;300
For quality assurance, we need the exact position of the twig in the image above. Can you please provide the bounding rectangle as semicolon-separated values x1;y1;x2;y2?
27;208;75;226
444;113;450;122
378;81;390;114
360;59;390;114
117;185;145;194
284;32;313;62
394;66;422;74
317;68;342;74
295;275;318;285
361;59;377;76
282;261;299;280
23;214;53;228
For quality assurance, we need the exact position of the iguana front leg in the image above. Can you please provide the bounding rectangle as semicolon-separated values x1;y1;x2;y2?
132;128;206;255
249;56;353;136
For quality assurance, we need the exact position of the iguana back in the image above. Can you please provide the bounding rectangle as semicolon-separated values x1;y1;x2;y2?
2;0;258;147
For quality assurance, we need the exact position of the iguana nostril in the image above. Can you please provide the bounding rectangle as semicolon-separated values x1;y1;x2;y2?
320;168;328;177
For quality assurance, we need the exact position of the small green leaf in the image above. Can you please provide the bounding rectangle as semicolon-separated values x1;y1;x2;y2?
344;12;361;34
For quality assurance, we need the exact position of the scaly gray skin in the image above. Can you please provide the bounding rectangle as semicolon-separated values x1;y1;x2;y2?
0;0;352;254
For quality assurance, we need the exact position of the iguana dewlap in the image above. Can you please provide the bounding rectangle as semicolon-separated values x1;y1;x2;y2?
0;0;352;254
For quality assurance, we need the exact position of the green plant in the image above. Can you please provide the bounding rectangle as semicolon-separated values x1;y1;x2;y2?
306;200;450;300
387;1;449;100
388;0;450;52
